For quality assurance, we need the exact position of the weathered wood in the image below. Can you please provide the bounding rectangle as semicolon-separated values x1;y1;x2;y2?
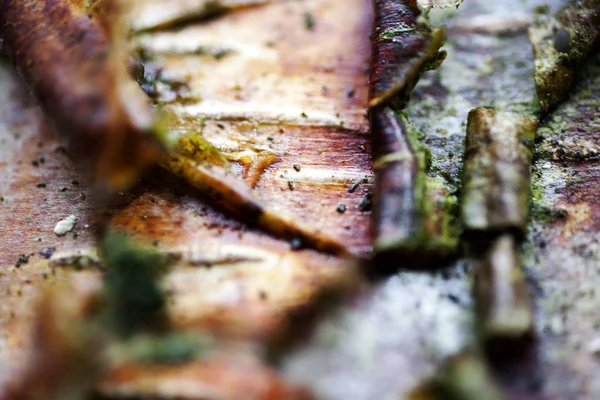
371;109;458;265
369;0;446;109
529;1;600;112
461;108;538;241
0;0;162;191
369;0;457;267
473;235;534;341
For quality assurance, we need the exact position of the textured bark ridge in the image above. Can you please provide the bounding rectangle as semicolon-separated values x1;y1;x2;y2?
0;0;163;191
461;108;538;343
369;0;446;109
529;1;600;112
473;235;534;342
369;0;457;268
0;0;352;255
461;108;538;240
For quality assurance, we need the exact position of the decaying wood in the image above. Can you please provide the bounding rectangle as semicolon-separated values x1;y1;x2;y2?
0;0;354;255
461;108;537;342
473;235;534;342
3;0;600;398
0;0;163;191
461;108;538;241
529;1;600;112
0;0;371;395
3;278;103;400
371;109;458;265
369;0;458;267
97;357;315;399
4;271;314;400
369;0;446;109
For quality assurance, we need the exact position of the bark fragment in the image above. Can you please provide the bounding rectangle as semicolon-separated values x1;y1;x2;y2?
461;108;537;343
128;0;288;32
461;108;538;241
369;0;446;109
473;235;534;341
0;0;163;191
529;1;600;112
369;0;457;267
371;110;458;265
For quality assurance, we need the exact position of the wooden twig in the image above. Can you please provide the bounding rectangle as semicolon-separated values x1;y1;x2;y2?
461;108;538;243
369;0;457;268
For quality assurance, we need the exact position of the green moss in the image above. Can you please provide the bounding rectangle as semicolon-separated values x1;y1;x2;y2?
15;254;30;268
376;114;460;254
529;1;600;112
304;12;315;31
83;0;102;12
378;25;416;40
175;132;230;167
403;114;432;172
124;332;213;364
101;233;168;338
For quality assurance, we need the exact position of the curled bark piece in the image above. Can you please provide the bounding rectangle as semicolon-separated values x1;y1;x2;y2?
529;2;600;112
0;0;163;191
474;235;534;342
461;108;538;241
161;134;350;256
369;0;446;109
369;1;456;267
371;110;458;265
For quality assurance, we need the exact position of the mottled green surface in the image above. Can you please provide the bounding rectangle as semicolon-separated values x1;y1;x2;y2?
374;113;460;257
524;51;600;400
529;1;600;112
102;233;168;337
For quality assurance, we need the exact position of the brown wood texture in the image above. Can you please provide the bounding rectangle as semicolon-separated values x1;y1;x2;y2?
1;0;600;399
0;0;371;394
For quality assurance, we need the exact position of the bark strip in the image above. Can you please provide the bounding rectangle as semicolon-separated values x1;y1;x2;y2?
129;0;288;33
529;1;600;112
473;235;534;342
369;0;446;109
369;0;457;268
461;108;538;241
0;0;163;191
461;108;537;342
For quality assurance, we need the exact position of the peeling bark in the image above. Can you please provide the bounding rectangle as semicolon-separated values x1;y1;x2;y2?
369;0;457;268
0;0;163;191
